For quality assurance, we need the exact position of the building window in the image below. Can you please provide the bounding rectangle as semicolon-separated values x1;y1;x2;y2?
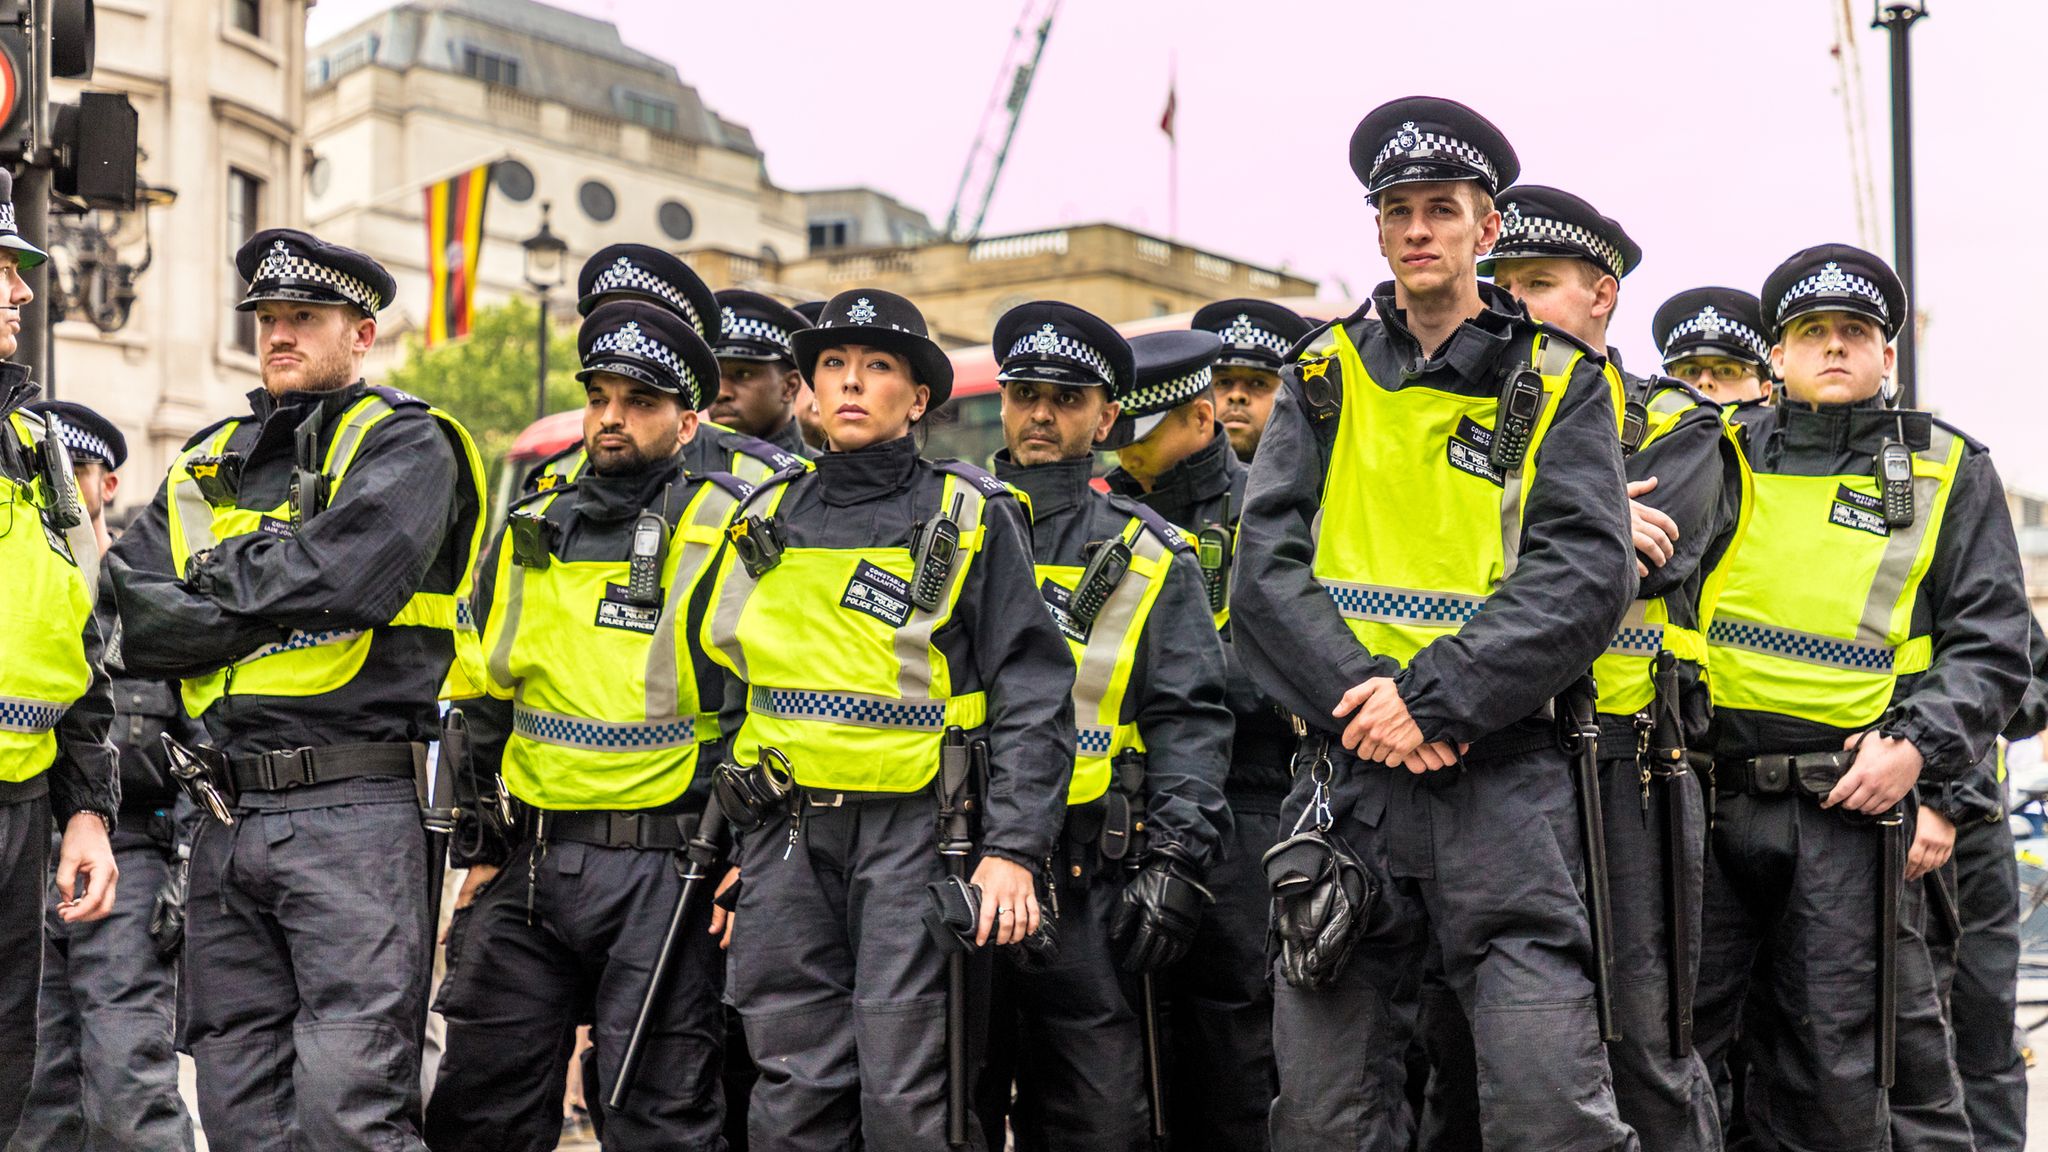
493;159;535;203
578;179;616;223
460;46;520;88
617;91;677;135
231;0;260;36
227;168;263;353
808;220;850;252
657;199;694;241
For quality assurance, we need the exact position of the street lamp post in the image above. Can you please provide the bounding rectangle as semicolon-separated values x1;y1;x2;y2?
1873;1;1928;409
521;201;569;420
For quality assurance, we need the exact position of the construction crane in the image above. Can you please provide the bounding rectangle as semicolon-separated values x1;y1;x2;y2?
1830;0;1883;251
943;0;1060;243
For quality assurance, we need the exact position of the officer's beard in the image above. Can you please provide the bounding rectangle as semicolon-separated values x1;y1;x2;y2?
586;434;668;477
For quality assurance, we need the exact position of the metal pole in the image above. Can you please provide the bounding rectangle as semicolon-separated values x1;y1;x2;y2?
16;165;50;395
1875;3;1926;409
534;288;548;420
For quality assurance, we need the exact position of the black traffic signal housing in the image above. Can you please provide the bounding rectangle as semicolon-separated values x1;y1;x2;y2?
0;0;102;167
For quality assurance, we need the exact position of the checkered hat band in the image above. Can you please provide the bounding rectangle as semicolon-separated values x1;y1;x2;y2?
1075;725;1115;757
1219;316;1291;356
251;248;380;312
1321;580;1487;627
55;425;113;465
721;313;794;356
1008;330;1117;387
513;705;697;752
1122;365;1212;417
592;327;696;392
1665;311;1770;362
1497;212;1625;276
0;204;15;234
0;694;63;735
1707;616;1895;673
1778;267;1889;323
591;260;704;333
753;686;947;732
1604;625;1665;658
1372;130;1499;188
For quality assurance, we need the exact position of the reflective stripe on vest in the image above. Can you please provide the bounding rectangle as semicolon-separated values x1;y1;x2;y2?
1041;516;1175;806
704;471;992;793
1307;325;1575;667
483;477;741;810
0;413;94;783
1706;425;1960;730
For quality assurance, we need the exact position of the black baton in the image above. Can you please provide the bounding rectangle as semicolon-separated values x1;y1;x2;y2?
937;727;974;1147
609;790;729;1111
1878;806;1902;1088
1650;654;1694;1058
1142;971;1168;1143
1564;689;1620;1043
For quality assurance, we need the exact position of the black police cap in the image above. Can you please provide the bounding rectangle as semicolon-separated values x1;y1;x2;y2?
0;170;46;271
1192;298;1313;371
789;289;957;408
992;301;1136;399
714;289;811;365
26;399;125;469
235;228;395;315
576;300;720;410
792;300;827;326
1350;96;1519;200
576;244;720;344
1761;243;1908;341
1652;287;1771;368
1102;330;1224;450
1481;184;1641;280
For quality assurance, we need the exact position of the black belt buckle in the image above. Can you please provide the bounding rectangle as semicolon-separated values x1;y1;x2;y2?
1793;753;1848;802
609;811;641;847
1751;756;1792;795
263;747;318;791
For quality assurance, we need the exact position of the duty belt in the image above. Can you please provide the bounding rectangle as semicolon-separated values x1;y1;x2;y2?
226;742;419;793
535;807;694;851
803;786;919;807
1714;750;1853;798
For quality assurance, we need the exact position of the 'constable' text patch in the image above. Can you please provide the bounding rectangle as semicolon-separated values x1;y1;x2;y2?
1447;416;1504;485
1829;485;1889;537
842;560;912;628
594;589;660;635
1039;579;1089;643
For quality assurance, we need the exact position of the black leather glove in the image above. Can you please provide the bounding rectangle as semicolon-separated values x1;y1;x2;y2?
148;849;190;961
1111;851;1210;973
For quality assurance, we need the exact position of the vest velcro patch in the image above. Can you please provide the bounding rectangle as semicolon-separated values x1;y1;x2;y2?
1040;579;1089;643
594;592;660;635
1447;416;1505;485
841;560;913;628
1829;484;1889;537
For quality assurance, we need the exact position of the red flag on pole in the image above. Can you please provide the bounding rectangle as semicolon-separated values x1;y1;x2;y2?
1160;82;1176;139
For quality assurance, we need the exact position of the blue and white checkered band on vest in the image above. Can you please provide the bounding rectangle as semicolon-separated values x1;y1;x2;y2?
1371;121;1499;189
55;424;113;465
1497;202;1626;277
590;321;694;391
1666;306;1769;363
1124;364;1214;417
1007;323;1117;387
252;240;380;312
719;306;794;357
1220;312;1290;357
591;257;704;334
1779;262;1890;323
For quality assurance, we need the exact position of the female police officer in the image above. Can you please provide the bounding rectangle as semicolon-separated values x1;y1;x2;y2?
702;288;1075;1151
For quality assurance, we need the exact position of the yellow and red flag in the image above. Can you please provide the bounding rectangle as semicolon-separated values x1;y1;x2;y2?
423;163;492;345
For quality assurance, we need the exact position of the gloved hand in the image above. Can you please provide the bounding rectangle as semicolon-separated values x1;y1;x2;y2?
148;850;190;961
1111;850;1210;973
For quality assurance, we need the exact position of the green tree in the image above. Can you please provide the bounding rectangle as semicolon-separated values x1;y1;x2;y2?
383;297;582;480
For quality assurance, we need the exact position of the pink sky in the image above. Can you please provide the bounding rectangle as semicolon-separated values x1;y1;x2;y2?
312;0;2048;492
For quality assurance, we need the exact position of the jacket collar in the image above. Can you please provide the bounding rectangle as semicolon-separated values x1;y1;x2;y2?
1108;424;1237;520
993;450;1093;520
576;455;686;523
814;432;920;506
1370;279;1522;384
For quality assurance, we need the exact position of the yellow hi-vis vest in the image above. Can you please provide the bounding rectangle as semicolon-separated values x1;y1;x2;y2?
164;392;490;717
703;466;996;792
481;476;745;810
1706;425;1963;731
1591;372;1756;716
1038;514;1178;805
0;411;93;783
533;421;802;493
1308;324;1579;667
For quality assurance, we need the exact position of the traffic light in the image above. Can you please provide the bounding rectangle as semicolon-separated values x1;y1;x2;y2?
0;0;42;164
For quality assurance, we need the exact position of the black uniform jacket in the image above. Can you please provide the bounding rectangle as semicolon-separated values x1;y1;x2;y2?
108;382;464;759
96;594;203;841
0;375;116;825
715;434;1077;868
1714;399;2031;783
996;451;1233;871
1231;281;1637;753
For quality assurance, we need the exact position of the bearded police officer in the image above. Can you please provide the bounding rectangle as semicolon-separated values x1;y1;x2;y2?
1652;288;1774;407
12;401;197;1152
1691;244;2030;1151
1233;96;1640;1150
0;168;120;1147
976;302;1232;1149
426;302;742;1151
1192;299;1314;463
1451;185;1736;1151
106;229;490;1151
710;289;814;460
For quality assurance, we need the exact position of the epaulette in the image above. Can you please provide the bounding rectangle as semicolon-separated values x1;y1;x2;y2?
364;385;430;411
931;458;1017;502
712;424;809;474
1646;374;1716;410
1929;414;1986;455
1104;492;1193;554
179;414;243;451
691;468;757;503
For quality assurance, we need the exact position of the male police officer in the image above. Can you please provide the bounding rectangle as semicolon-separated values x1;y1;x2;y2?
1468;185;1737;1151
1192;299;1313;463
1692;244;2030;1151
426;301;741;1151
107;228;489;1151
1233;96;1639;1150
1652;288;1774;406
709;289;814;460
12;401;197;1152
0;168;120;1147
978;302;1232;1149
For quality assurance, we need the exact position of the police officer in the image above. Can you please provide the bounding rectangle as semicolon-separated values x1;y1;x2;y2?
12;401;197;1152
1233;96;1640;1149
1451;184;1735;1151
709;289;814;459
791;300;829;451
0;167;120;1147
1652;288;1774;406
425;301;740;1151
106;229;489;1151
1691;244;2030;1151
703;288;1075;1151
1192;299;1313;463
977;301;1232;1149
